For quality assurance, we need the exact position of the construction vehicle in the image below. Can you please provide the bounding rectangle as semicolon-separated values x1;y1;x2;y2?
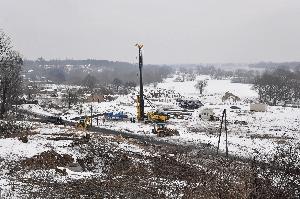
144;96;170;123
134;44;170;123
45;116;64;125
152;123;179;137
104;112;128;121
75;116;91;130
146;111;170;123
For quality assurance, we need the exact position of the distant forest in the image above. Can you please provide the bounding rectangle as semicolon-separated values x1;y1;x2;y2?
23;58;300;87
249;62;300;70
23;58;173;85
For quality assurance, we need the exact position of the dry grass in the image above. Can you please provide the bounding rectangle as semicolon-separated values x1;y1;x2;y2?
2;130;299;198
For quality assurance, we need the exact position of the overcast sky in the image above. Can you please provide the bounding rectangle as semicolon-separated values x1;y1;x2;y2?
1;0;300;64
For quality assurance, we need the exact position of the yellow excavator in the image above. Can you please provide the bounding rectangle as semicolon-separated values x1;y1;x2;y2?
147;111;169;123
76;116;91;130
137;95;170;123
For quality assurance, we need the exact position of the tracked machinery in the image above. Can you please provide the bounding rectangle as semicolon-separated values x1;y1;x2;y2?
152;123;179;137
75;116;91;130
137;97;177;136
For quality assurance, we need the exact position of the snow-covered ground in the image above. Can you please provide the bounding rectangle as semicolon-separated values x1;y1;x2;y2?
157;75;258;100
2;74;300;198
19;75;300;158
0;122;156;198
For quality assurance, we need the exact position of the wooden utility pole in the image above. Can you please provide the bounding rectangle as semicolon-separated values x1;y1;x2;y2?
224;109;228;156
90;105;93;127
217;109;228;157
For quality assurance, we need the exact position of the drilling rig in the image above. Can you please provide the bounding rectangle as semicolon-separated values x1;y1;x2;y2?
134;44;178;136
135;43;144;121
135;44;170;123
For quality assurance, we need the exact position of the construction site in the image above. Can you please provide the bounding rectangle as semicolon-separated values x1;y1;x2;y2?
1;43;300;198
2;0;300;196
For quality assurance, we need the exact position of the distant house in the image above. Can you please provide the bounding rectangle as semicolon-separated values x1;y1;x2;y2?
250;103;267;112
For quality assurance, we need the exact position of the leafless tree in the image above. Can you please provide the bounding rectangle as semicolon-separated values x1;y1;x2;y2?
0;31;11;61
63;89;78;109
23;81;39;100
194;80;207;95
112;78;123;92
124;81;136;90
0;31;23;118
82;74;97;91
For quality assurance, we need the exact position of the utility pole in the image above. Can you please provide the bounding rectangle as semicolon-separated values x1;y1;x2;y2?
90;105;93;127
224;109;228;156
136;43;144;121
217;109;228;157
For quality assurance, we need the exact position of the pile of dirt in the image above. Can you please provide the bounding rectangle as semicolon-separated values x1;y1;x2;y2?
21;150;74;170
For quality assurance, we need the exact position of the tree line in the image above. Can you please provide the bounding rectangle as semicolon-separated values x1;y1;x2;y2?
179;65;259;83
23;58;173;86
249;61;300;71
254;68;300;106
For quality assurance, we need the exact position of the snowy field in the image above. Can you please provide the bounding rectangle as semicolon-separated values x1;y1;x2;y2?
18;75;300;158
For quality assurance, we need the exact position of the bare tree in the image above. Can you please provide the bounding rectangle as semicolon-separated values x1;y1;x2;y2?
0;31;12;61
194;80;207;95
124;81;136;90
23;80;39;100
82;74;97;91
112;78;123;92
0;31;23;118
63;89;78;109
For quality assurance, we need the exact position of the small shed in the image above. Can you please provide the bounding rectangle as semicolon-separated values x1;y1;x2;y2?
250;103;267;112
199;108;215;120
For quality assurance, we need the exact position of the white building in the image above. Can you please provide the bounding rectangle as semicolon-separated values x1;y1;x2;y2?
250;103;267;112
199;108;215;120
